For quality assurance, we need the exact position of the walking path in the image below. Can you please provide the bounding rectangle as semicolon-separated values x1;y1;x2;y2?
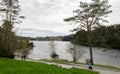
26;59;120;74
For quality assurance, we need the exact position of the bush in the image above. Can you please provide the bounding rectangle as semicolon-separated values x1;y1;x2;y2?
0;49;14;59
50;52;59;58
28;42;34;47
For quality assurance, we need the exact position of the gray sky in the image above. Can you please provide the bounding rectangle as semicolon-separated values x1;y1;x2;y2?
15;0;120;37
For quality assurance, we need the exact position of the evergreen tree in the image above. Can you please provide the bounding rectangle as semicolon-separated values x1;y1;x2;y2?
64;0;112;65
0;0;23;24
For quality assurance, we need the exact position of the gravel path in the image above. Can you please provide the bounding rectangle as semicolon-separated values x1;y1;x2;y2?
44;62;120;74
26;59;120;74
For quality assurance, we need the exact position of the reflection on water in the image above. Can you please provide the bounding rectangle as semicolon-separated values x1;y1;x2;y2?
28;41;120;68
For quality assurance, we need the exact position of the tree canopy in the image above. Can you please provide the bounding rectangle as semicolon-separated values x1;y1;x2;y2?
64;0;112;31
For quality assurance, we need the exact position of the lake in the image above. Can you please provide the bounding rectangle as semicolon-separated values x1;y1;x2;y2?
28;41;120;68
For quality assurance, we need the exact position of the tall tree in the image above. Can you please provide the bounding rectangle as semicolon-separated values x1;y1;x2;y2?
64;0;112;65
0;0;21;50
0;0;26;58
0;0;23;24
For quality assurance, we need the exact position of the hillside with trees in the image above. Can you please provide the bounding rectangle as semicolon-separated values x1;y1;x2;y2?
72;24;120;49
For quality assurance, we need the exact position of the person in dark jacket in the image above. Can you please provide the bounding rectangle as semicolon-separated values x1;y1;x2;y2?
88;62;93;70
21;54;26;60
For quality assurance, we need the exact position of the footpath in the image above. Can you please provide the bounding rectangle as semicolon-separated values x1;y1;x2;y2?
26;59;120;74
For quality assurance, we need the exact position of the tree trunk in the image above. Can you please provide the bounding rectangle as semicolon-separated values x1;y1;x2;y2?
73;56;76;62
89;44;93;65
73;48;77;62
87;30;94;65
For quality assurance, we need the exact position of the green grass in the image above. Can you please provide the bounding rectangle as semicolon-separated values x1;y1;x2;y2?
41;59;120;71
0;58;98;74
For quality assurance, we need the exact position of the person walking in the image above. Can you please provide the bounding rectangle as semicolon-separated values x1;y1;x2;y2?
88;62;93;70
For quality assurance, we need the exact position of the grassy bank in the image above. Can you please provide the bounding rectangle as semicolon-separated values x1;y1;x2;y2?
41;59;120;71
0;58;98;74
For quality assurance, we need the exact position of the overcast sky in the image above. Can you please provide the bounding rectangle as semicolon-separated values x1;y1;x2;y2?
15;0;120;37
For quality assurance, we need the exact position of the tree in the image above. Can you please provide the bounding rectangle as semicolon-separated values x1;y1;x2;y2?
0;21;24;58
0;21;15;58
67;43;83;62
0;27;3;49
48;40;59;58
0;0;28;58
0;0;23;24
64;0;112;65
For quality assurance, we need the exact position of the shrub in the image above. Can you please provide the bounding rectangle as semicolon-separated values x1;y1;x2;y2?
0;49;14;58
50;52;59;58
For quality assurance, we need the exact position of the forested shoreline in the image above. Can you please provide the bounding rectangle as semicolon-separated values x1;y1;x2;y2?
71;24;120;49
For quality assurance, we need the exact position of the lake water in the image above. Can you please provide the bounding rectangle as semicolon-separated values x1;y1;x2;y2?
28;41;120;68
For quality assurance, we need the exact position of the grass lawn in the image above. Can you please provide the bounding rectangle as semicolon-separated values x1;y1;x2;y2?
0;58;98;74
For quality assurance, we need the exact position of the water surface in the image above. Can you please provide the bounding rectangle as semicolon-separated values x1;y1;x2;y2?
28;41;120;68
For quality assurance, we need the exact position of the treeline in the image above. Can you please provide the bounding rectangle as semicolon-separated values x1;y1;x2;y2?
22;36;63;41
23;36;72;41
62;34;74;41
72;24;120;49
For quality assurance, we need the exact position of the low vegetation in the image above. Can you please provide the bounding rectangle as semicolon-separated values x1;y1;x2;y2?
0;58;98;74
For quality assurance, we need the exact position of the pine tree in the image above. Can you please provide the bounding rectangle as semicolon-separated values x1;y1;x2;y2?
64;0;112;65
